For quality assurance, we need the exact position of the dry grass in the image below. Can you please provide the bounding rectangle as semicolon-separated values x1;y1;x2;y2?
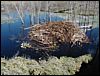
1;54;92;75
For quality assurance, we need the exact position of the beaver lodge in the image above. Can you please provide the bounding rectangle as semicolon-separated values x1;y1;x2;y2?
27;21;90;57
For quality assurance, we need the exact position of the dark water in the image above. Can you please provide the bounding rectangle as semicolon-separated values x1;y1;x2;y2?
1;12;65;59
1;12;99;59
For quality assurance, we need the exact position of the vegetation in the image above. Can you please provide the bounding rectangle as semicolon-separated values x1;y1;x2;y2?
1;54;92;75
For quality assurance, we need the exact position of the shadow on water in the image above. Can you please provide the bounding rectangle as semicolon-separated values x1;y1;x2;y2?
75;41;99;75
74;27;99;75
51;42;98;58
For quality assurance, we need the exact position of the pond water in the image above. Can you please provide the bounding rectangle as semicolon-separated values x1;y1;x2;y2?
1;12;65;58
1;12;99;59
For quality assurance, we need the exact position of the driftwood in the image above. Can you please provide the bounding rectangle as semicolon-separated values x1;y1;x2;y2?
28;21;90;52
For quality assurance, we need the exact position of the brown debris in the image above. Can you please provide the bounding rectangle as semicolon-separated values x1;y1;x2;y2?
28;21;90;51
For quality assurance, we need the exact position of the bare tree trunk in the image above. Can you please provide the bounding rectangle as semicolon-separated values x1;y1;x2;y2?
13;2;24;24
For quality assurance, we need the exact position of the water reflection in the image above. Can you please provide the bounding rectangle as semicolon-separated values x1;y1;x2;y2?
1;12;99;59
